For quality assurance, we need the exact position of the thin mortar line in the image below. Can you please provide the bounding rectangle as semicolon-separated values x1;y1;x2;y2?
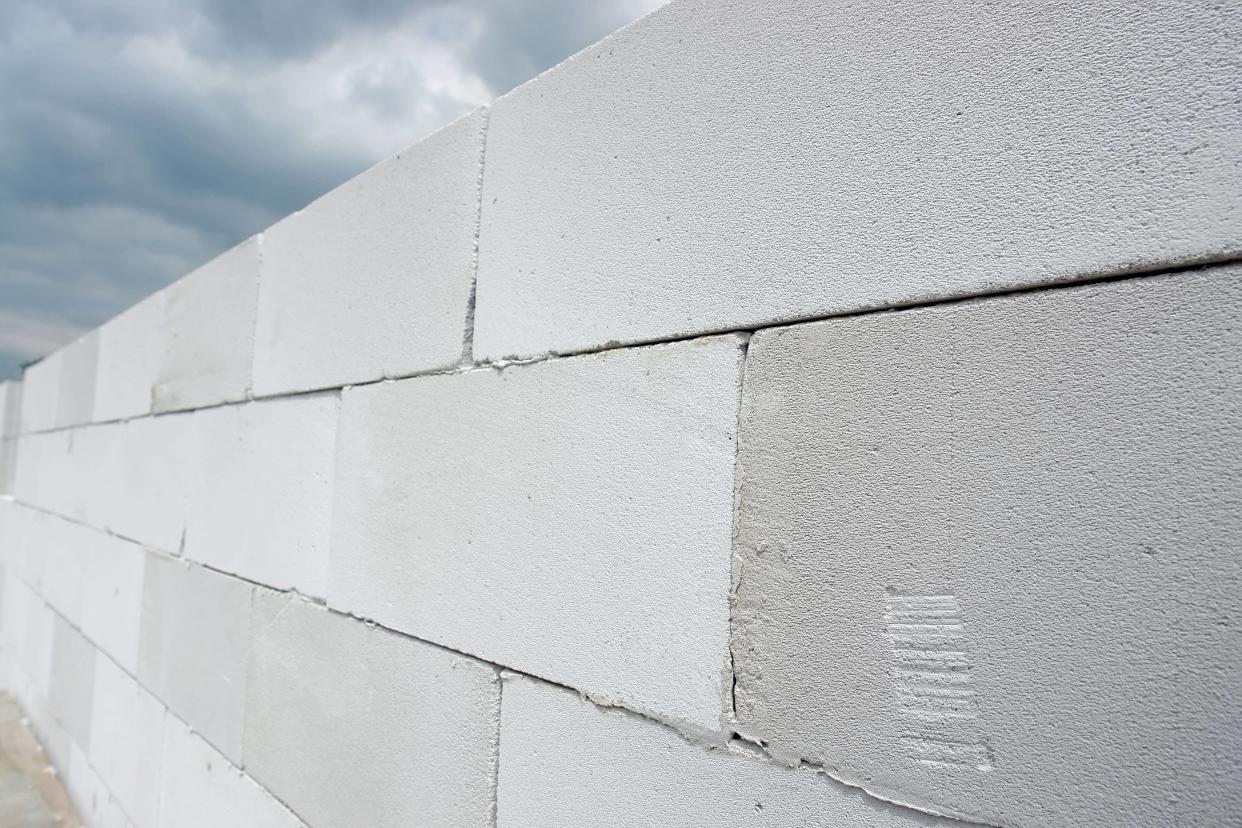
460;107;491;366
6;495;997;826
1;575;313;828
15;251;1241;439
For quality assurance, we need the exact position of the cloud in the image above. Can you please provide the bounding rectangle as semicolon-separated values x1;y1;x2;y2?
0;0;667;379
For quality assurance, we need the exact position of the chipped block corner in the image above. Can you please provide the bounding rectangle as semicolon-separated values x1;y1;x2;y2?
2;1;1239;827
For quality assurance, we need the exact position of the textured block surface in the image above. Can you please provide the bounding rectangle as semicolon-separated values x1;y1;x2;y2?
154;237;260;412
0;381;20;491
253;110;484;395
330;336;743;729
0;382;20;438
19;352;59;434
244;592;499;828
138;555;251;764
48;616;96;751
497;676;955;828
92;292;164;423
160;716;303;828
54;332;99;429
474;0;1241;360
110;414;194;551
67;743;136;828
89;653;164;828
732;266;1242;826
185;394;339;596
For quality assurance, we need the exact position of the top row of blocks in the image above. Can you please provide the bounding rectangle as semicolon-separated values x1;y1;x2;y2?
19;0;1242;431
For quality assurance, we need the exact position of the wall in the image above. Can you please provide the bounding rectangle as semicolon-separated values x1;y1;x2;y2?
1;1;1239;826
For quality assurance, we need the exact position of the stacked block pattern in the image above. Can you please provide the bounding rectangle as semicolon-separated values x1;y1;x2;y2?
1;1;1238;826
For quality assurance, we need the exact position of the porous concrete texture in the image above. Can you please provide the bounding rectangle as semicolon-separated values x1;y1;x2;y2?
0;381;20;494
473;0;1240;361
53;333;99;430
2;0;1240;825
732;266;1242;826
91;292;164;423
88;653;163;828
497;674;959;828
138;555;250;765
66;744;132;828
330;335;743;731
186;394;338;596
18;353;58;434
48;618;95;752
244;591;500;828
253;110;485;396
159;717;302;828
153;236;260;413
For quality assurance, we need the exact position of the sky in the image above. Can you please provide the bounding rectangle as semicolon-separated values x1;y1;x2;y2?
0;0;667;380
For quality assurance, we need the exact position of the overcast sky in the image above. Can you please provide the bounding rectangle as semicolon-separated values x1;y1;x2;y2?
0;0;666;380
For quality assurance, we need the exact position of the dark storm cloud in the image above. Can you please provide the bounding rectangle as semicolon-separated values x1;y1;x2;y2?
0;0;666;379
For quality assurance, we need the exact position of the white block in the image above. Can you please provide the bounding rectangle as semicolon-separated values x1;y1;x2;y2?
0;437;16;495
68;743;137;828
41;512;86;628
20;351;60;433
473;0;1241;360
49;615;96;750
78;525;146;674
93;291;165;422
0;380;20;437
330;336;742;730
1;576;51;692
138;554;250;764
154;236;260;412
89;652;165;828
111;413;194;552
497;676;954;827
732;266;1242;825
160;715;303;828
2;500;47;594
253;109;484;396
55;330;99;428
0;496;16;570
186;394;338;596
0;382;19;494
244;591;499;828
24;504;146;673
13;422;124;532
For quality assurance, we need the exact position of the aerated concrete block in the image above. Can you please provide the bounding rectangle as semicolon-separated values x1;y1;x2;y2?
89;653;165;828
110;413;194;552
473;0;1241;360
185;394;338;596
138;554;250;764
253;109;485;396
330;336;743;730
244;591;499;828
54;331;99;429
49;615;96;750
0;381;20;437
0;383;19;489
93;291;165;422
154;236;260;412
67;743;137;828
20;352;60;433
497;675;957;827
77;523;146;674
160;715;303;828
732;266;1242;826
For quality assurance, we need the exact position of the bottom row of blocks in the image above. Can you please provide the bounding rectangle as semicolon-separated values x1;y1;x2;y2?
0;505;951;828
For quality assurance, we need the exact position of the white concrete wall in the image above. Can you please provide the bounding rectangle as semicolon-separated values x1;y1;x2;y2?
1;2;1238;826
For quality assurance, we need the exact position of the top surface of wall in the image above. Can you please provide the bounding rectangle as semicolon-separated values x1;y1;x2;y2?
472;0;1240;359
